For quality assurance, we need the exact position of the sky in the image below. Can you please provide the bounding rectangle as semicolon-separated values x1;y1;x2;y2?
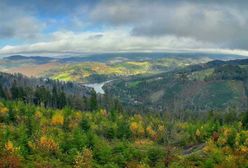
1;0;248;56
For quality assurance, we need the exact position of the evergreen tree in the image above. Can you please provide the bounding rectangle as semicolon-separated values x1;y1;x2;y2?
90;91;97;111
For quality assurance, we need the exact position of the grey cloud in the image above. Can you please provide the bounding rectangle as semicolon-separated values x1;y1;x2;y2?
0;2;44;40
1;0;248;52
89;0;248;49
132;5;248;40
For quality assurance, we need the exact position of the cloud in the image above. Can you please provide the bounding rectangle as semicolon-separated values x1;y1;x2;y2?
1;0;248;55
1;29;248;57
0;2;45;40
0;29;215;56
89;0;248;49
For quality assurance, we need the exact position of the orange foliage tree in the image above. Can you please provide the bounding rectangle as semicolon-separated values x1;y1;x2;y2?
39;136;58;153
51;112;64;126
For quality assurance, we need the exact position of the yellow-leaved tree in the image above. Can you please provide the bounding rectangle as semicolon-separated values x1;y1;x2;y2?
5;140;15;153
51;112;64;126
130;122;145;137
130;122;139;134
146;126;157;140
0;103;9;120
74;148;93;168
39;136;58;153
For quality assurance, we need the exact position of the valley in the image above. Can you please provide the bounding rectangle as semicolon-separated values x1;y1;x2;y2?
0;53;248;167
1;53;248;113
1;52;241;83
1;1;248;167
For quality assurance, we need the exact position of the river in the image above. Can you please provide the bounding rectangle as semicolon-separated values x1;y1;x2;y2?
83;80;112;94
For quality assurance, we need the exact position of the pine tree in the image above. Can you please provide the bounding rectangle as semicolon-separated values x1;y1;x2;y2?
90;91;97;111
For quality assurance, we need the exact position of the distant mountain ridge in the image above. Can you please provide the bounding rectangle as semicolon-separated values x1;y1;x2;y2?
3;55;57;64
2;52;247;63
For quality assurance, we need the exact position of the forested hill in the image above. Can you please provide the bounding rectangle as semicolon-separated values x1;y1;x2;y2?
0;72;94;110
0;72;93;96
0;72;122;112
105;59;248;114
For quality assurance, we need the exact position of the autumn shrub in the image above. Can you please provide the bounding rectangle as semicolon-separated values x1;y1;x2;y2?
0;154;22;168
130;122;145;137
74;148;93;168
0;103;9;121
38;136;59;153
0;99;248;167
51;112;64;126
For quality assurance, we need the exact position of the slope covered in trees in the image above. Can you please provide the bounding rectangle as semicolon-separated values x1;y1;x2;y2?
105;59;248;114
0;98;248;167
0;72;122;112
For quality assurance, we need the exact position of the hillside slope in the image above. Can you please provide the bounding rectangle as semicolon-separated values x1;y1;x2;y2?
44;56;214;83
105;59;248;113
